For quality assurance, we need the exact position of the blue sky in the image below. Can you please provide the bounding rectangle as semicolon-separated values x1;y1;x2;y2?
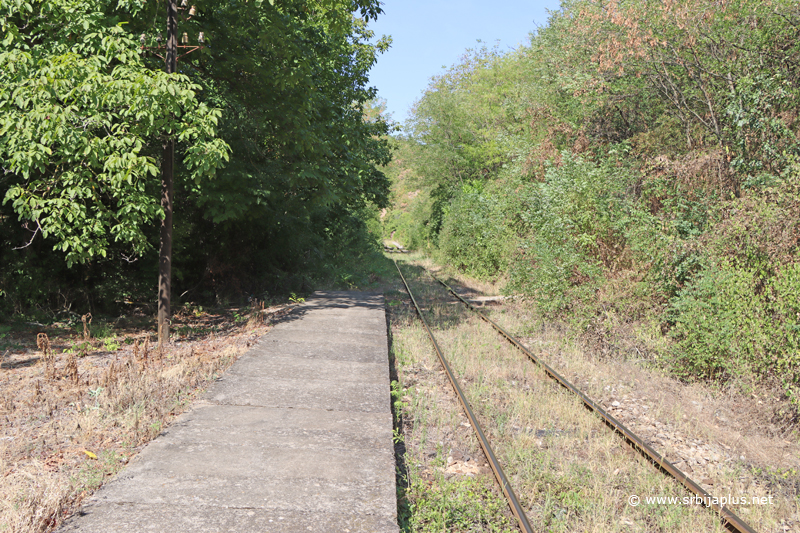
367;0;564;125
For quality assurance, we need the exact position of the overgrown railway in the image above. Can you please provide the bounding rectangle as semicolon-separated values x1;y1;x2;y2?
393;259;757;533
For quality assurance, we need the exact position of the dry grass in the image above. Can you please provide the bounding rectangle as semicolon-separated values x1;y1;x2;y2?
499;306;800;532
389;292;518;531
0;303;288;533
389;255;797;532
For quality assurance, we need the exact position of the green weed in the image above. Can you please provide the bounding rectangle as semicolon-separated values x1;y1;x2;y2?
406;474;516;532
103;338;121;351
70;450;127;493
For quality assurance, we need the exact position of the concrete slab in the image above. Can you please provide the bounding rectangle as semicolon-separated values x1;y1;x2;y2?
272;323;387;336
159;404;393;451
90;449;395;514
58;291;398;533
271;312;387;327
225;355;388;384
209;376;390;412
263;329;387;347
252;338;387;364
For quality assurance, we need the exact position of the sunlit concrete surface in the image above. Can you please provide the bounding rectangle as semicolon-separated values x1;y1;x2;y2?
58;291;399;533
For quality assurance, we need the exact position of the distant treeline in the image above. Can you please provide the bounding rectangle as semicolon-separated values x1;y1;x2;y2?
383;0;800;405
0;0;393;316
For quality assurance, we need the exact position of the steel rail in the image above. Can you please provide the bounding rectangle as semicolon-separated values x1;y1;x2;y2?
393;260;534;533
432;273;757;533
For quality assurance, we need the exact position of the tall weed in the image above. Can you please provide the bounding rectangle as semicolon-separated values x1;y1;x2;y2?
436;180;514;279
507;150;633;312
670;260;800;403
667;172;800;402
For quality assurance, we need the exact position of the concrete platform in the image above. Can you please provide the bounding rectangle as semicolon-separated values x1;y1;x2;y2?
58;291;399;533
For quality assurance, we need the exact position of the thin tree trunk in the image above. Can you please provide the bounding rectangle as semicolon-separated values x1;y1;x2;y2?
158;139;174;348
158;0;177;349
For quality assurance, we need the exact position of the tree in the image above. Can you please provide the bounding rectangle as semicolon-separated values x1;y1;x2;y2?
0;0;229;266
1;0;392;318
569;0;800;182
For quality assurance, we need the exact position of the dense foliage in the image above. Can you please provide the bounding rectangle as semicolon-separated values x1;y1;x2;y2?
383;0;800;404
1;0;392;315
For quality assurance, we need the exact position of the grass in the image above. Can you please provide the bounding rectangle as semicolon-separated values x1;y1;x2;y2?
405;472;517;532
388;254;794;532
0;300;292;533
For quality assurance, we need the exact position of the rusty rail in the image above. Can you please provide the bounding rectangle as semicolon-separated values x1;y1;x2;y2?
431;273;757;533
393;260;534;533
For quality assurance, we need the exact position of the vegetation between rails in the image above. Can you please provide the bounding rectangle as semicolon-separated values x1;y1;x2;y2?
387;255;796;532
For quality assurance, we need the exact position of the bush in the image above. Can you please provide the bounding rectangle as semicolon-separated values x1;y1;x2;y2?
669;259;770;379
670;259;800;402
383;191;435;252
436;180;514;279
665;171;800;402
507;150;632;312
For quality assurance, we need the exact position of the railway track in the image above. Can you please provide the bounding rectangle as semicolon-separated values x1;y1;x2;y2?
393;259;757;533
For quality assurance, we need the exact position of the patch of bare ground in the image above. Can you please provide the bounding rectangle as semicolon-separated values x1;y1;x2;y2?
0;303;291;533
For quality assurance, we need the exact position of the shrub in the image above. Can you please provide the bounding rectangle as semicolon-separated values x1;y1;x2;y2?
507;150;632;312
383;190;435;252
670;259;800;402
436;180;514;279
669;259;770;379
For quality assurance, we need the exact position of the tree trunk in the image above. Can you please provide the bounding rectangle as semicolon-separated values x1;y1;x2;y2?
158;0;177;349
